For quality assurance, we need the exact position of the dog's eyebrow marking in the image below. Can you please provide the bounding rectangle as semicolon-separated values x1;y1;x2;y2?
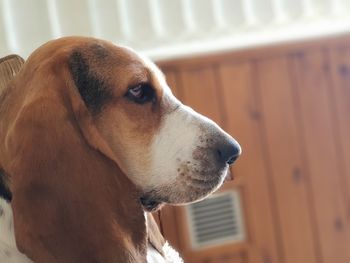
90;43;109;59
69;50;113;114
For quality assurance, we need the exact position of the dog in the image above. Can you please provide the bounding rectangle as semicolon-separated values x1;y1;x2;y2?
0;37;241;262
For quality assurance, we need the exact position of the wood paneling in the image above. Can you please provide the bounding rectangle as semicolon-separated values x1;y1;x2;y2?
179;67;224;124
163;69;183;100
218;62;279;263
158;33;350;70
208;252;246;263
329;49;350;201
158;35;350;263
292;51;350;263
256;57;317;263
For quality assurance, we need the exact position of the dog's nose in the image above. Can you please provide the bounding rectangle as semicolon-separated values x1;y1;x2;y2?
217;140;241;165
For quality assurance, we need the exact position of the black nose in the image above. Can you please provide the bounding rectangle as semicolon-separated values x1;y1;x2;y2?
217;140;241;165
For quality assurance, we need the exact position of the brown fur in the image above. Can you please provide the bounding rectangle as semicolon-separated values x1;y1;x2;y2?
0;37;167;262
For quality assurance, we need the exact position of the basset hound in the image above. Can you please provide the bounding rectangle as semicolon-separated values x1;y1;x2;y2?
0;37;241;262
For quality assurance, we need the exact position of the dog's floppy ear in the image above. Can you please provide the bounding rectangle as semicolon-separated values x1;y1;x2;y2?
0;54;25;201
2;48;147;262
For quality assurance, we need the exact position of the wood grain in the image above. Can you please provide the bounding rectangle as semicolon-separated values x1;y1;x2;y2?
292;51;350;263
218;62;280;263
255;56;318;263
179;67;224;125
329;48;350;204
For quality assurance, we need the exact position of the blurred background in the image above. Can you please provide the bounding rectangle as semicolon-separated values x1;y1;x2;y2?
1;0;350;262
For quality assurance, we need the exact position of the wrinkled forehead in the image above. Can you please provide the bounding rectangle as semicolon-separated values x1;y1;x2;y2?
116;45;169;93
85;42;169;96
136;53;170;94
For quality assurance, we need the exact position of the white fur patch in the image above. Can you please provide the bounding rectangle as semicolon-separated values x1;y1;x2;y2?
0;199;32;263
147;242;183;263
144;101;232;204
149;105;203;187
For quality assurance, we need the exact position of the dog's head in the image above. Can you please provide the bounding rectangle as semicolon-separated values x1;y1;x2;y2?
65;37;241;211
0;37;241;262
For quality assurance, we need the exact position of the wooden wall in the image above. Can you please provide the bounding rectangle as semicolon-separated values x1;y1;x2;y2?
155;34;350;263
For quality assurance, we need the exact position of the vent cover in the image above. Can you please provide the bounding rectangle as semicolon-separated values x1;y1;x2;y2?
185;191;245;249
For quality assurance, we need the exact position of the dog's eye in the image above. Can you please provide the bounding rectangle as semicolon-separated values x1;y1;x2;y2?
126;83;155;104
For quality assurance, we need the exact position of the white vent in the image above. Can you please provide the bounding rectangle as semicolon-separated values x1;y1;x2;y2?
185;191;245;249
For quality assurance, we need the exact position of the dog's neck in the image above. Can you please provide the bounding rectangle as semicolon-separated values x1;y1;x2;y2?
0;196;182;263
0;172;149;263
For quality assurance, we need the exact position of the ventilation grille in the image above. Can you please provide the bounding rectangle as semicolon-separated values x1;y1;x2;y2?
186;191;245;249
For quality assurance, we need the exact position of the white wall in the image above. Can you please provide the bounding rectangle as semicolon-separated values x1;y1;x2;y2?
1;0;350;61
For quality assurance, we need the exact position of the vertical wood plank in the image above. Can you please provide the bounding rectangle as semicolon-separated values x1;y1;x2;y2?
180;67;224;125
329;48;350;203
292;51;350;263
256;56;318;263
210;252;246;263
192;252;246;263
219;62;280;263
163;69;183;100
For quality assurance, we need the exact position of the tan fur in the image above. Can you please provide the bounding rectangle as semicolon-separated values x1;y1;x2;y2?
0;37;159;263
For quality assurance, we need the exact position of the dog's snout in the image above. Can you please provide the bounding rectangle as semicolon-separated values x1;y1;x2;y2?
216;140;241;165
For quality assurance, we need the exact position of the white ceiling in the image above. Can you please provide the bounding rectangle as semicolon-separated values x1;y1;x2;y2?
1;0;350;61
